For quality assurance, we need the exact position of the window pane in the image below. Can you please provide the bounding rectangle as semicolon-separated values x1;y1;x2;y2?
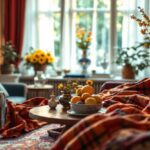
76;12;92;30
117;0;145;10
117;0;136;11
53;13;61;57
76;0;93;8
116;0;146;49
96;12;110;71
97;0;110;9
38;0;61;11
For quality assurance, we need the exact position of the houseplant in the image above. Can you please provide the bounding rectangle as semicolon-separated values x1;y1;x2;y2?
116;41;150;79
24;47;55;74
76;28;92;74
1;41;18;74
116;7;150;79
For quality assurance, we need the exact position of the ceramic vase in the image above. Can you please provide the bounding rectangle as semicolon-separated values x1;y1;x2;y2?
58;91;72;110
122;64;135;79
79;49;91;74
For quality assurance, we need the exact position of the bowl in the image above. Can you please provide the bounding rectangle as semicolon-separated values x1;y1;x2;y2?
70;103;101;114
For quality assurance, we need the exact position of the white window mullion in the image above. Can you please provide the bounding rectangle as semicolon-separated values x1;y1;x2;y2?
60;0;71;70
35;0;39;48
90;0;97;70
70;0;78;72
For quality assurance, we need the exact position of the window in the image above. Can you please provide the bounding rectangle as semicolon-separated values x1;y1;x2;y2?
22;0;149;75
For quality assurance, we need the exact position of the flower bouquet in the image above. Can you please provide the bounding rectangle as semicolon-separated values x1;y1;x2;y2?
24;47;55;73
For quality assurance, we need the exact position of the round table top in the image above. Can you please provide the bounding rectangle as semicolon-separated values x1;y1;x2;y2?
27;84;53;89
29;105;81;126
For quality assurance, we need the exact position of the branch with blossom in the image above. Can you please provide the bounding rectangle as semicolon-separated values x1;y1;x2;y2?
131;6;150;40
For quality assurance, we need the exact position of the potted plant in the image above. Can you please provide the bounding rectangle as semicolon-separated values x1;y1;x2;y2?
116;41;150;79
76;28;92;74
1;41;18;74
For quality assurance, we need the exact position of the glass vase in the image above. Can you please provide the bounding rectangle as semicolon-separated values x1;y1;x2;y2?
34;64;46;75
34;71;46;87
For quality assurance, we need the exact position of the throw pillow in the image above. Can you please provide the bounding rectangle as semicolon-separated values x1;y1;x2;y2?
0;84;9;97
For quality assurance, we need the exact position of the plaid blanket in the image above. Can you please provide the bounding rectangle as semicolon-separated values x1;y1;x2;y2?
51;78;150;150
0;97;48;138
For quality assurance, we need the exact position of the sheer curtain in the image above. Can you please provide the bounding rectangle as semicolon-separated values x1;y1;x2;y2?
22;0;55;56
121;0;146;47
21;0;150;76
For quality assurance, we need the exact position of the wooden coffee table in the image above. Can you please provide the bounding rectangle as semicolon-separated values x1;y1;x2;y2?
29;105;82;127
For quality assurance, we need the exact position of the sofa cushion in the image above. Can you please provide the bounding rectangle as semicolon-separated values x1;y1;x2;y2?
0;84;9;97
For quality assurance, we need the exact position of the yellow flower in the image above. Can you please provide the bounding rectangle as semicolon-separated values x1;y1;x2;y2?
47;52;52;56
58;83;63;89
86;80;93;86
47;57;54;63
86;37;92;42
25;55;30;63
39;58;46;64
30;55;37;64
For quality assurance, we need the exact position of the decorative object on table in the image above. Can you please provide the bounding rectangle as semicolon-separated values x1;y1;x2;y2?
1;41;19;74
47;124;66;139
101;58;108;73
48;92;58;110
57;81;78;110
63;69;70;75
116;6;150;79
76;28;92;74
70;103;102;114
24;47;55;74
34;71;46;87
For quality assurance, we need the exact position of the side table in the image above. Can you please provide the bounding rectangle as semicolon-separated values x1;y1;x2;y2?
27;84;53;99
29;105;81;127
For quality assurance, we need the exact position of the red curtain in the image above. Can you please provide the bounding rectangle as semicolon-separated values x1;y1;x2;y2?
4;0;26;66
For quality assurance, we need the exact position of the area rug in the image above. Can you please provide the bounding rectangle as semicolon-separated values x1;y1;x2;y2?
0;124;60;150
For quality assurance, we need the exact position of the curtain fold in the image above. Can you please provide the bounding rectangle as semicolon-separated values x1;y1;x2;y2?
4;0;26;66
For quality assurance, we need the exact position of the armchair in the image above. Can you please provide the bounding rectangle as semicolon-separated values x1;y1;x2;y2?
2;82;27;104
0;82;27;128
